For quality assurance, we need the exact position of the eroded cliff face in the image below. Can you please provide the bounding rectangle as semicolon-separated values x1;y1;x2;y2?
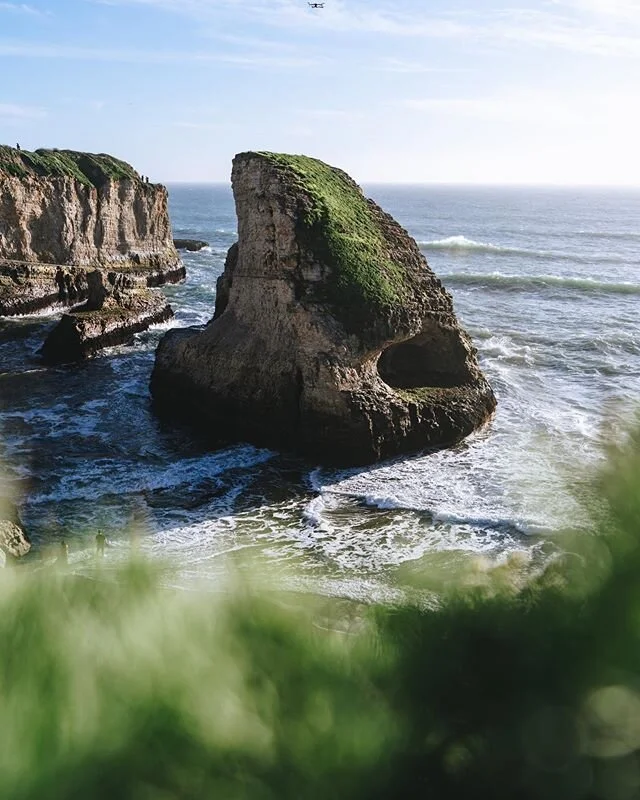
152;151;497;466
0;175;176;268
0;147;183;315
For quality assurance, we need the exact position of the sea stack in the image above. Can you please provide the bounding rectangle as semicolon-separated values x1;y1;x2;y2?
151;151;496;466
0;146;184;316
173;239;209;252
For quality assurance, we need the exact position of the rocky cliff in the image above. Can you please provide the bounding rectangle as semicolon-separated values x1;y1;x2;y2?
0;146;183;315
151;152;497;466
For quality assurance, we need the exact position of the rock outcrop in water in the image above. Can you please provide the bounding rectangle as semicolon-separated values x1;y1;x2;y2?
0;146;184;316
173;239;209;252
0;520;30;563
151;151;496;466
42;269;173;364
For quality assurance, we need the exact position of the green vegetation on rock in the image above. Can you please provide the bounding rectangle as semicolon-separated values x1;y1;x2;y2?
254;152;408;327
396;386;453;403
0;145;139;187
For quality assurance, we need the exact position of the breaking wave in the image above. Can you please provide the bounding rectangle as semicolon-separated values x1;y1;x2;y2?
441;272;640;295
419;235;628;265
420;235;519;254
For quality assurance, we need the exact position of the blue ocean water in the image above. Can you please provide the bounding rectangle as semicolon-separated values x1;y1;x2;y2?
1;184;639;598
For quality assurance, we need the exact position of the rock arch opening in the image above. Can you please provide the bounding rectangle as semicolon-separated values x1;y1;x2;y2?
377;326;473;390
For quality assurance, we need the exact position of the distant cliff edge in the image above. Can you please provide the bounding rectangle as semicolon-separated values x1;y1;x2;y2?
0;146;183;316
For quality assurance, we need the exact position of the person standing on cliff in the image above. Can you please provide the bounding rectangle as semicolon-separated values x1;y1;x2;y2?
95;530;106;557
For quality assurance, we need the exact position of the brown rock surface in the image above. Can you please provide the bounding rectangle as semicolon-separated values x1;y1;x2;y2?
173;239;209;252
42;269;173;364
0;146;183;316
0;519;30;561
151;152;497;466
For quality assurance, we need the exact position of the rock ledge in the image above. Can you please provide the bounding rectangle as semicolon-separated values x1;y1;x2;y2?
42;270;172;363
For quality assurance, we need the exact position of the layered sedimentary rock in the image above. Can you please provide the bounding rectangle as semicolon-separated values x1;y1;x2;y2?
0;263;88;316
42;269;172;364
151;152;496;466
0;146;184;315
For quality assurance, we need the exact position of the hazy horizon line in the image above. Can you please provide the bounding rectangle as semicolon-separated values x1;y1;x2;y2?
162;180;640;190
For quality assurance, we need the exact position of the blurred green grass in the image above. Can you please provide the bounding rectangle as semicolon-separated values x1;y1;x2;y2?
2;428;640;798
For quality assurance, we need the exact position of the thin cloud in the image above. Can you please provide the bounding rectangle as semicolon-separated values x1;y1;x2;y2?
298;109;363;120
0;2;46;14
550;0;640;22
90;0;640;58
0;41;322;67
404;94;581;125
404;89;640;129
173;121;224;130
376;58;469;74
484;8;640;58
0;102;46;119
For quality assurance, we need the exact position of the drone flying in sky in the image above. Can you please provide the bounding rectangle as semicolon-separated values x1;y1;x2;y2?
308;2;325;8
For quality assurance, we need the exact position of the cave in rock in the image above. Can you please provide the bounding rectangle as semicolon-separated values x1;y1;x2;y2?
377;325;473;390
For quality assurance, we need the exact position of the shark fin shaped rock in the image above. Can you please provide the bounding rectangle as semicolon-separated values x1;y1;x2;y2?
151;152;496;466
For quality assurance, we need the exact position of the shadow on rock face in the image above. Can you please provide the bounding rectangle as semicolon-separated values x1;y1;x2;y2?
377;323;474;391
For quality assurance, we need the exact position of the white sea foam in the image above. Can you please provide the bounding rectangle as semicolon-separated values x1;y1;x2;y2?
420;236;629;266
0;304;65;321
147;317;184;332
421;235;506;252
480;335;535;366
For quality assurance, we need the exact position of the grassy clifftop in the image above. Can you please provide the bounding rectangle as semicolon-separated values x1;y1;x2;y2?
247;151;410;327
0;146;140;187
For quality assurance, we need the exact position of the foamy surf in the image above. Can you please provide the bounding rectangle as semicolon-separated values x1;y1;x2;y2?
420;235;507;253
0;304;66;321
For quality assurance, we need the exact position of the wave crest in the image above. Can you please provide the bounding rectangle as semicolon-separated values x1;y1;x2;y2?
441;272;640;295
420;235;507;254
419;236;627;265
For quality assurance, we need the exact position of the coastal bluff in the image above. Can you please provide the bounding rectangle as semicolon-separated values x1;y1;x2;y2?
151;151;496;466
0;146;183;316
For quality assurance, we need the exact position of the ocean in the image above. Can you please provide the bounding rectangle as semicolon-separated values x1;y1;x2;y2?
1;184;639;599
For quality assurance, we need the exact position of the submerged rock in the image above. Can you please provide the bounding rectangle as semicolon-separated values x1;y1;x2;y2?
151;151;496;466
42;270;172;364
0;145;184;316
173;239;209;252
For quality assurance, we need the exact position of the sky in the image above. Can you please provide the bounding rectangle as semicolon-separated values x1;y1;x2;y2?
1;0;640;183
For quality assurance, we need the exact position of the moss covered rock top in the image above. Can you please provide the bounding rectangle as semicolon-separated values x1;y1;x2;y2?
0;145;140;187
241;151;414;327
